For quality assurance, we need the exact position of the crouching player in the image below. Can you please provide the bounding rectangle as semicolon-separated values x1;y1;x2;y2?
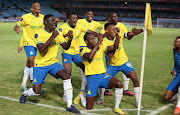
19;14;80;114
79;23;125;114
164;36;180;114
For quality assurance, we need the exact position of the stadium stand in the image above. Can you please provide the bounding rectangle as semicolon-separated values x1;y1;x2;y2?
0;0;180;27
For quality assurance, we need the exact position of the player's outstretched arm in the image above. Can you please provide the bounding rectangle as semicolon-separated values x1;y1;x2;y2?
83;34;103;62
37;30;59;52
17;46;22;53
13;25;21;33
126;28;144;40
61;30;73;50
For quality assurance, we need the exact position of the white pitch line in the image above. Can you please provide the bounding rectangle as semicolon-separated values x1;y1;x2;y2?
0;95;153;114
0;95;97;115
146;102;175;115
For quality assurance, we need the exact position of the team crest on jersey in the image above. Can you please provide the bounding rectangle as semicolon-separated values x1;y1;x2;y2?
35;34;38;39
59;28;62;32
80;48;83;52
20;18;23;21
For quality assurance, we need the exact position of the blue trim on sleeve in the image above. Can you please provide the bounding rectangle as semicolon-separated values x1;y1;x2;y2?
36;41;43;45
16;22;20;27
60;40;66;44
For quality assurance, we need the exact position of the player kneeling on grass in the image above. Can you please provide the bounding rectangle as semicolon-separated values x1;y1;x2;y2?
19;14;80;114
79;23;125;115
164;36;180;114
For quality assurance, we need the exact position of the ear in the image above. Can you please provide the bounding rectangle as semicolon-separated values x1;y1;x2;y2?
85;40;88;44
44;20;47;25
31;7;34;12
108;17;111;21
85;14;87;18
105;29;108;33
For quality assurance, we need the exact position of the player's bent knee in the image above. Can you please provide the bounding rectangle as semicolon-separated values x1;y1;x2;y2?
115;81;123;88
164;95;172;101
56;70;70;80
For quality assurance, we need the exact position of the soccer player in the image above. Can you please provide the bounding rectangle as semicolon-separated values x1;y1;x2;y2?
58;12;98;102
79;23;125;114
19;14;80;114
74;10;103;104
99;12;144;109
13;2;44;90
164;36;180;114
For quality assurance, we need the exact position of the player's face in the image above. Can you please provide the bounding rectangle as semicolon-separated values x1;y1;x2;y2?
68;14;78;28
106;25;116;38
31;2;41;13
85;11;93;22
86;34;96;47
173;38;180;50
46;16;57;31
109;13;118;24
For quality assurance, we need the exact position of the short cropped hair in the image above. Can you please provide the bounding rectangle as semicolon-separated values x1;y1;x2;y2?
30;2;39;8
67;12;77;19
104;23;115;30
43;14;54;24
177;36;180;39
84;33;92;41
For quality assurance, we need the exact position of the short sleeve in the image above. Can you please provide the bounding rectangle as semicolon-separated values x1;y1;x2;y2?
34;33;43;45
79;46;89;58
95;22;103;30
100;24;105;34
16;15;25;27
79;24;89;33
121;24;128;33
19;36;24;47
58;25;65;35
57;31;66;44
99;42;106;53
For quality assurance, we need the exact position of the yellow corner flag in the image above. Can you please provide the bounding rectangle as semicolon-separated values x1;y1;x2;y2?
144;3;152;36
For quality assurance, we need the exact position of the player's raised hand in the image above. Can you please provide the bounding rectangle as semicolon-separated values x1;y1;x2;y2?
52;30;59;38
68;30;73;39
97;34;103;43
14;26;21;34
171;70;176;76
132;28;143;35
102;32;107;38
17;46;22;53
115;27;120;35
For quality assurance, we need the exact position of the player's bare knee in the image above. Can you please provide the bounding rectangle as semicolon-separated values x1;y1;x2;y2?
131;76;139;86
115;81;123;88
61;72;70;80
164;95;171;101
33;89;41;94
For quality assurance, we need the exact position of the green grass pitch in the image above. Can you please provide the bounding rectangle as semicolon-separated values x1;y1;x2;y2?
0;21;179;115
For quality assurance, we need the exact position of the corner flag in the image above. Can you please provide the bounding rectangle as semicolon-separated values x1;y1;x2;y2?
137;3;152;115
144;3;152;36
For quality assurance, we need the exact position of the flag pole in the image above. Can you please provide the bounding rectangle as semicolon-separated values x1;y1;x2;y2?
137;27;147;115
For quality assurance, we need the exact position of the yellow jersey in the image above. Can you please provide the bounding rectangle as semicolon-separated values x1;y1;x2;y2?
101;22;128;66
59;22;88;55
79;44;106;76
34;28;66;67
16;13;44;47
77;19;102;46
